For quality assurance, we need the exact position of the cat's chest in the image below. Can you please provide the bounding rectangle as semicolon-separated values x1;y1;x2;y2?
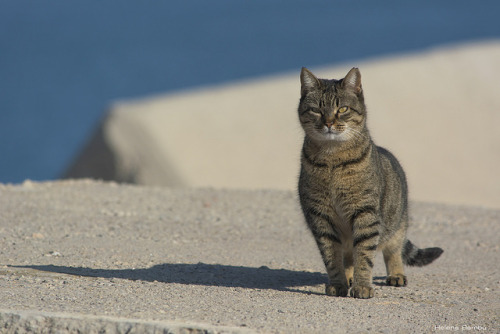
306;162;369;196
305;163;374;229
308;171;354;220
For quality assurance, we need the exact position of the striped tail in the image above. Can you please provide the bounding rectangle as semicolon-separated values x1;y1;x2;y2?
402;239;443;267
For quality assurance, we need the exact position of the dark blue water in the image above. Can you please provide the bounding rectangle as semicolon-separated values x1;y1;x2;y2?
1;1;499;183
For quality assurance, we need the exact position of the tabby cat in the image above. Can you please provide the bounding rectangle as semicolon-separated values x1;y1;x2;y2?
298;67;443;299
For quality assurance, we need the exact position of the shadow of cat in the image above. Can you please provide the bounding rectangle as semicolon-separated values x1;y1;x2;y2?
11;262;328;295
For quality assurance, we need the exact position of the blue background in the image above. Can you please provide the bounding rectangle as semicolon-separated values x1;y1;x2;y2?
1;1;499;183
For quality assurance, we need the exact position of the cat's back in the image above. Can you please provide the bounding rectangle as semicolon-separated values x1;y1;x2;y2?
376;146;407;186
376;145;409;224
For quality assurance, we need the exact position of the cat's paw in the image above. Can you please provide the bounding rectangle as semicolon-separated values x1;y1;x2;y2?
350;285;374;299
386;274;407;287
325;283;349;297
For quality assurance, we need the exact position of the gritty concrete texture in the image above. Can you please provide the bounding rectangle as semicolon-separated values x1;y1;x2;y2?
64;40;500;209
0;309;253;334
0;180;498;333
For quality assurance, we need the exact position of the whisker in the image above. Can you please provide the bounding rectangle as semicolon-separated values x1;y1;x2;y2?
346;128;366;140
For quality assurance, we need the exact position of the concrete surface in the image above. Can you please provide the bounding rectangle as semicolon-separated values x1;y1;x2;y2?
0;180;498;333
0;309;253;334
64;40;500;209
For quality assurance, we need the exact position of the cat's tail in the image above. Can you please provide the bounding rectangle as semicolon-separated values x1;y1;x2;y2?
402;239;443;267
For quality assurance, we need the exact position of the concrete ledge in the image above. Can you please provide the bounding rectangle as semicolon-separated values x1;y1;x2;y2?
0;180;498;333
64;40;500;208
0;309;253;334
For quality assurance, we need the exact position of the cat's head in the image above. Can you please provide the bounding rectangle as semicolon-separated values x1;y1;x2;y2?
298;67;367;143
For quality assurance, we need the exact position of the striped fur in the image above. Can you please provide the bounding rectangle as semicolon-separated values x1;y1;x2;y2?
297;67;443;299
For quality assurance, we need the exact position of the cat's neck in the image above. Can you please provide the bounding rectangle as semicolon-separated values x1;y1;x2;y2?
305;127;371;151
303;129;372;164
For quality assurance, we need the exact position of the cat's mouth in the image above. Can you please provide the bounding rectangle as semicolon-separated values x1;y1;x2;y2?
323;133;340;140
320;126;344;140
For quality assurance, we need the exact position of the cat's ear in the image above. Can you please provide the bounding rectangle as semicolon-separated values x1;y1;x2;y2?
300;67;320;96
342;67;362;95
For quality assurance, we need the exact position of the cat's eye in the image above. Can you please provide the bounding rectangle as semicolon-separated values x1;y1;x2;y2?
338;106;349;113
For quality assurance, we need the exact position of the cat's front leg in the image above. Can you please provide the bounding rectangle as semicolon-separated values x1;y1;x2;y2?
317;237;349;297
304;208;349;297
351;212;380;299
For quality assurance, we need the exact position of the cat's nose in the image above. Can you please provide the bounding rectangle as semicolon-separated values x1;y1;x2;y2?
325;122;333;128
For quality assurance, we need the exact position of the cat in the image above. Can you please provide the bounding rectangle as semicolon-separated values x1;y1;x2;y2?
297;67;443;299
